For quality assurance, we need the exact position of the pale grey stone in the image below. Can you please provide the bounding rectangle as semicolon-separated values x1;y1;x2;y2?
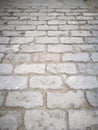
65;76;98;89
30;76;63;89
0;37;10;44
0;111;22;130
0;53;4;62
0;64;13;74
0;45;20;52
6;91;43;108
86;91;98;107
47;63;77;74
47;91;85;108
0;92;4;106
91;53;98;62
25;110;67;130
14;64;45;74
68;110;98;130
0;76;27;90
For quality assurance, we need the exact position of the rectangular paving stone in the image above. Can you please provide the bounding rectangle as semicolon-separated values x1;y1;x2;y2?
11;37;34;44
59;25;79;30
25;110;67;130
0;45;20;52
21;45;46;52
0;25;15;30
35;37;59;44
86;90;98;107
0;37;10;44
16;25;36;30
6;91;43;108
48;31;69;36
47;63;77;74
30;75;63;89
37;25;58;30
0;64;13;74
25;31;46;36
62;53;90;62
48;45;74;53
70;31;92;36
60;37;83;44
47;91;85;109
0;76;27;90
0;111;22;130
2;31;24;37
68;110;98;130
91;53;98;62
65;76;98;89
78;63;98;74
14;64;45;74
32;52;60;62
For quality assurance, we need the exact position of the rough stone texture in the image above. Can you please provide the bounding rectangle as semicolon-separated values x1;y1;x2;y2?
62;53;90;62
6;91;43;108
47;63;77;74
68;110;98;130
0;111;22;130
47;91;86;109
30;76;63;89
0;1;98;130
25;110;67;130
0;76;27;90
65;76;98;89
86;91;98;107
14;64;45;74
0;64;13;74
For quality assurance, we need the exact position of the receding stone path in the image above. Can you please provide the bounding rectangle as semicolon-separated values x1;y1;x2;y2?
0;0;98;129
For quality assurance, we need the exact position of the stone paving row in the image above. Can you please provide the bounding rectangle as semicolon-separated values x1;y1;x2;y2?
0;1;98;130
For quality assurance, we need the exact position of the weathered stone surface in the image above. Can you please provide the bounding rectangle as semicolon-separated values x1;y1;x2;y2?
0;53;4;62
47;91;85;109
30;76;63;89
0;64;13;74
86;91;98;107
62;53;90;62
91;53;98;62
0;37;10;44
14;64;45;74
68;110;98;130
0;111;22;130
0;76;27;90
65;76;98;89
6;91;43;108
47;63;77;74
78;63;98;74
32;53;60;62
0;45;20;52
25;110;67;130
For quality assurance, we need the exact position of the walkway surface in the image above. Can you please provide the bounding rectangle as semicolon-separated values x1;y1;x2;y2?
0;0;98;130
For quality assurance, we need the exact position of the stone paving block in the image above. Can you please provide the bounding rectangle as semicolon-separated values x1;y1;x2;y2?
16;25;36;30
32;52;60;62
48;31;69;36
91;53;98;62
21;45;46;52
47;91;85;109
0;37;10;44
2;31;25;36
78;63;98;74
0;76;27;90
48;45;74;52
59;25;79;30
60;37;84;44
30;75;63;89
65;76;98;89
4;53;31;63
0;111;22;130
47;63;77;74
8;20;26;25
25;31;46;36
25;110;67;130
0;25;15;30
0;45;20;52
86;90;98;107
37;25;58;30
11;37;34;44
14;64;45;74
68;110;98;130
0;64;13;74
62;53;90;62
35;37;59;44
70;31;92;36
6;91;43;108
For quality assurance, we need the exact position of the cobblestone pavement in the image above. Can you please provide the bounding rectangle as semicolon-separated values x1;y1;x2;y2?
0;0;98;130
